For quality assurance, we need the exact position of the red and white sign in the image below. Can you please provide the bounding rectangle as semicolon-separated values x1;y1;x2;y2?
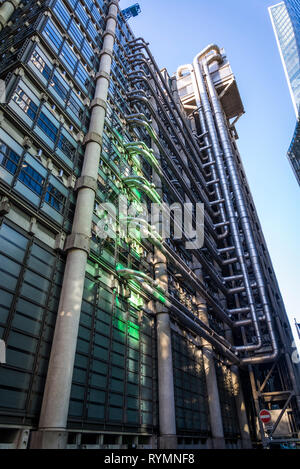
259;409;271;425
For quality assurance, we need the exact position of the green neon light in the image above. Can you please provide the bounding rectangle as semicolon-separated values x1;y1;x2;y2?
132;188;142;200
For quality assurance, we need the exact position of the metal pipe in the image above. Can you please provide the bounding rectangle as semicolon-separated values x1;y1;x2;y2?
127;88;217;218
125;115;227;270
193;51;263;354
119;272;239;364
201;51;278;363
177;63;229;241
120;218;233;326
124;140;233;293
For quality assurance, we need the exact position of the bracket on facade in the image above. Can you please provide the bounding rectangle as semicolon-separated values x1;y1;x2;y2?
83;132;102;147
218;79;234;100
0;340;6;364
0;196;11;215
65;233;90;254
75;175;98;193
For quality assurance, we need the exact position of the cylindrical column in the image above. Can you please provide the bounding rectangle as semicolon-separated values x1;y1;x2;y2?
0;0;21;31
230;365;252;448
194;263;226;449
150;86;177;449
31;1;119;449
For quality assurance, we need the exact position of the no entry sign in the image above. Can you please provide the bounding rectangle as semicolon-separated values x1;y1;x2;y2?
259;409;272;425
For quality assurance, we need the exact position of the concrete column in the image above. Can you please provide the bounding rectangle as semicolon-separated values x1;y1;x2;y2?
194;263;225;449
231;365;252;448
224;327;252;448
150;87;177;449
30;1;119;449
0;0;21;31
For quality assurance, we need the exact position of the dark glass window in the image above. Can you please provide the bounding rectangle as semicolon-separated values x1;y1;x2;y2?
12;87;38;120
61;43;77;72
0;141;20;174
30;51;52;80
67;200;75;222
37;112;58;142
67;94;84;119
69;20;83;48
87;20;98;43
49;74;69;102
53;0;71;28
57;133;76;160
45;183;66;213
82;40;94;64
18;163;45;195
76;2;89;27
75;63;89;88
43;20;63;51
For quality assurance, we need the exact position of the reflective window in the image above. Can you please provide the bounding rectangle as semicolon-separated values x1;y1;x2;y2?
53;0;71;29
12;87;38;120
45;183;66;213
43;20;63;51
18;163;45;196
57;133;76;160
37;112;58;142
30;51;52;80
0;141;20;175
50;73;69;102
61;43;77;72
69;20;83;48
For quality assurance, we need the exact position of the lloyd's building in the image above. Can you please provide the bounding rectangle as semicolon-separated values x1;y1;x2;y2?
0;0;299;449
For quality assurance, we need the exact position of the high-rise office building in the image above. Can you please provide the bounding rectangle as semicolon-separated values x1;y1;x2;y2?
269;1;300;185
0;0;299;450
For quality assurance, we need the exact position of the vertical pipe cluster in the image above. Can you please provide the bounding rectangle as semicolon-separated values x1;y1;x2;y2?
33;0;119;447
200;56;278;363
193;52;263;355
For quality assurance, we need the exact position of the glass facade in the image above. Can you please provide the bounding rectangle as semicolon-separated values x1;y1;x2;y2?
269;1;300;116
269;1;300;185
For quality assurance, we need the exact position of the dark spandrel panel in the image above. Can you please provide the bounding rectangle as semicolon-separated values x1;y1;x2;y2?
0;224;28;261
15;298;44;322
6;348;35;371
0;366;31;390
90;372;107;389
69;400;84;417
0;388;28;410
87;403;105;420
7;331;38;355
11;313;42;337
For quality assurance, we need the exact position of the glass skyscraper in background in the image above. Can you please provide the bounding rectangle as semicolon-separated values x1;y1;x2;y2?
269;0;300;185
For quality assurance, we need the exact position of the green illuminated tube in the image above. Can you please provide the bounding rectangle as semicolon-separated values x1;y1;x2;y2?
126;115;159;144
125;142;162;174
132;278;239;365
122;176;161;204
116;268;159;288
124;217;163;242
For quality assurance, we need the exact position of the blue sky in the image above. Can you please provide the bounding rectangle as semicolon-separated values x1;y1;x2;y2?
120;0;300;350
